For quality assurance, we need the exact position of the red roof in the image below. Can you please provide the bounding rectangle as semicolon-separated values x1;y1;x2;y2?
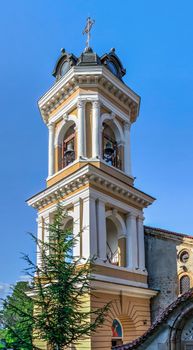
145;225;193;240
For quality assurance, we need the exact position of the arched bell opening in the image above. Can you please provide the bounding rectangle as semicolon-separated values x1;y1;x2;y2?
106;218;119;266
111;319;123;347
102;122;123;170
58;122;76;171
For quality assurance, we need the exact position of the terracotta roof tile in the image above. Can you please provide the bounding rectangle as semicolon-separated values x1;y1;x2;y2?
144;226;193;240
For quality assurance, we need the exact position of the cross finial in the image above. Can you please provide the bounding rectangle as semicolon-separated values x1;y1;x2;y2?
82;17;95;50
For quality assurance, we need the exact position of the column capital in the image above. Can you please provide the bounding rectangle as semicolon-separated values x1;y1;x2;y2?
92;100;100;109
138;215;145;222
72;198;80;206
48;122;54;130
117;140;125;147
62;113;69;122
127;212;137;220
97;198;106;205
124;121;131;131
111;112;116;120
77;99;85;108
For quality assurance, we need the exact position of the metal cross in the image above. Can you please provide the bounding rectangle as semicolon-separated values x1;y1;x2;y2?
82;17;95;49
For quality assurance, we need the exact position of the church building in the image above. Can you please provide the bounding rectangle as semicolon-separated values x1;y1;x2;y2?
27;35;193;349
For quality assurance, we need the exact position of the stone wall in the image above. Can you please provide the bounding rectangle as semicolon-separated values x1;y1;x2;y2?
145;227;193;322
145;227;180;320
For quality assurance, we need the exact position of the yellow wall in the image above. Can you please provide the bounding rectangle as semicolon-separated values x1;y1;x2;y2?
118;237;126;267
90;292;151;350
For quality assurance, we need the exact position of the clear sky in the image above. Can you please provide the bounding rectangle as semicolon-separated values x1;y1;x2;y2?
0;0;193;290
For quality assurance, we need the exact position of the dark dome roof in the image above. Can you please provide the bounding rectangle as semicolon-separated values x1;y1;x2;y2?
52;47;126;81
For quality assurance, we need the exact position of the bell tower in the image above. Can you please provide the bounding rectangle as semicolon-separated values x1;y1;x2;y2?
27;45;157;349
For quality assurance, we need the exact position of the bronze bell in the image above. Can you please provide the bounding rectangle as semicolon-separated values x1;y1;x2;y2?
104;141;114;157
64;142;74;156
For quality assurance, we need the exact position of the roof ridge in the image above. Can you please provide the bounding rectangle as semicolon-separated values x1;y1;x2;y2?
144;225;193;240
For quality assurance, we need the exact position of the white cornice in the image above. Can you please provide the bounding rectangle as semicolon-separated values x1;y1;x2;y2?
38;66;140;124
91;279;158;299
26;164;155;211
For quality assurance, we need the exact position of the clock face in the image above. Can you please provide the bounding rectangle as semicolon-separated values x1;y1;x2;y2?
107;60;118;76
60;61;69;76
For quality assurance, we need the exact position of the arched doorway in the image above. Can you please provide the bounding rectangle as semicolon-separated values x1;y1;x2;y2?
111;319;123;346
181;317;193;349
170;305;193;350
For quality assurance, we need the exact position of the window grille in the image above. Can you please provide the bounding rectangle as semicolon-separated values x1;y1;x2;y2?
180;275;190;294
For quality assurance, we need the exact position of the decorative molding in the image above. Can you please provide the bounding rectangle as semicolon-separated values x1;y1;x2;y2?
124;121;131;131
91;279;158;299
38;66;140;124
27;164;155;211
54;113;78;147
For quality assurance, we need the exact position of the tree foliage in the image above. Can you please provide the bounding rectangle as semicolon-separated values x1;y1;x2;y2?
0;281;33;349
1;206;110;350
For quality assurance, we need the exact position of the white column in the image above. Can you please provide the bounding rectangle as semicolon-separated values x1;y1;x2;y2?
92;100;100;159
73;199;81;258
124;121;132;176
82;197;97;258
126;213;138;269
97;199;107;260
48;123;55;177
36;216;43;268
77;100;85;158
99;125;104;159
137;216;146;271
90;197;98;257
44;215;50;246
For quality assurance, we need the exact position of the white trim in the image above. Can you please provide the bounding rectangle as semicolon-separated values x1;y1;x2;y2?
106;210;127;236
36;187;90;218
101;112;124;142
38;66;140;110
47;92;131;126
95;258;147;275
27;165;154;210
90;187;142;217
54;114;78;147
91;279;158;299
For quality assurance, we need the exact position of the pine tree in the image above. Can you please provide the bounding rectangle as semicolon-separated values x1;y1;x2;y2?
1;206;110;350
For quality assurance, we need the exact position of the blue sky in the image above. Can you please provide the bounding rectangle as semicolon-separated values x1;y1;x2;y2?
0;0;193;289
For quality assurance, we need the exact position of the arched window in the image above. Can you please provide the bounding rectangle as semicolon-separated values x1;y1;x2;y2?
61;123;76;169
102;123;121;169
180;275;190;294
106;218;119;265
112;319;123;346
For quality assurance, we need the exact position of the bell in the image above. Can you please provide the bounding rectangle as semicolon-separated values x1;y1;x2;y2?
64;142;74;156
104;141;114;156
